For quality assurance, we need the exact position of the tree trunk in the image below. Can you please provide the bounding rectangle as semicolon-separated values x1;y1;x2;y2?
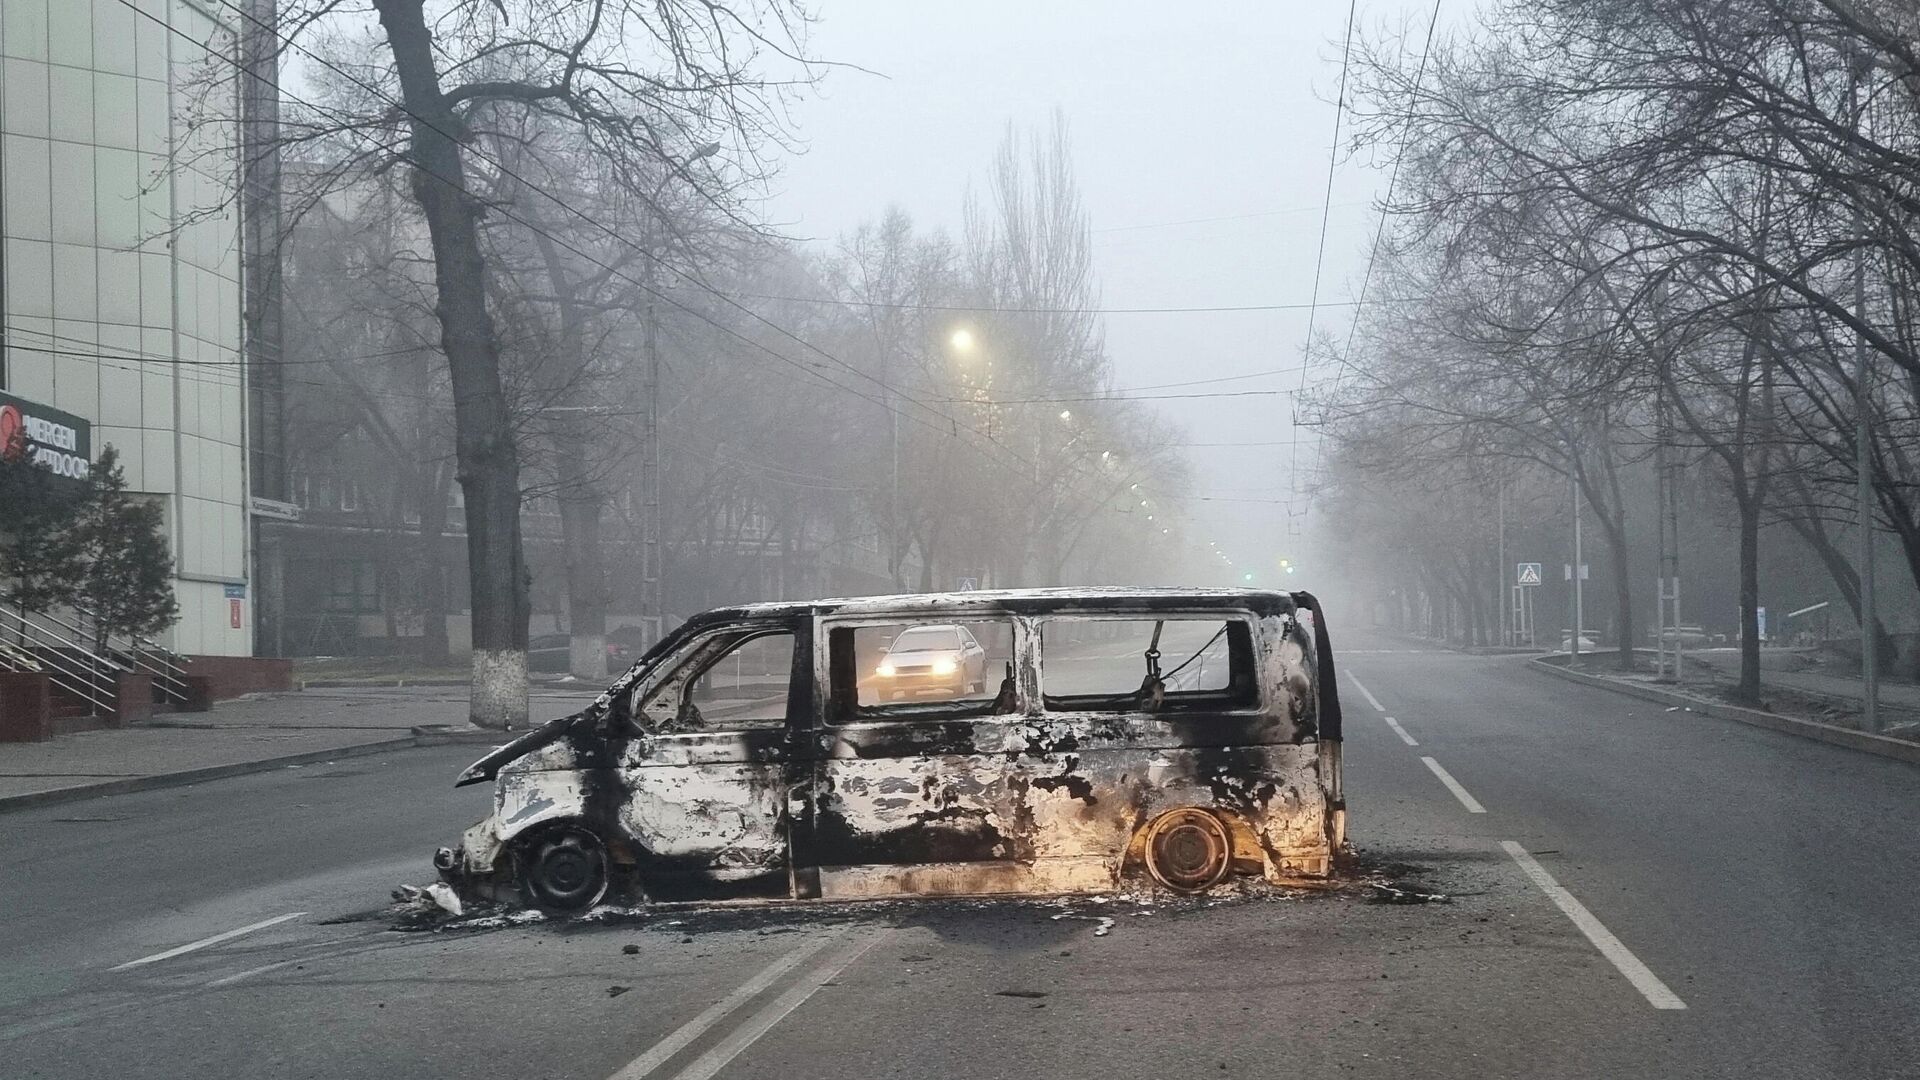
373;0;527;728
1736;493;1762;704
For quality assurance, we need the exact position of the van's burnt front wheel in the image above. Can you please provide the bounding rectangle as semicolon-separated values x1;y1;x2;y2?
1142;809;1233;893
516;824;609;913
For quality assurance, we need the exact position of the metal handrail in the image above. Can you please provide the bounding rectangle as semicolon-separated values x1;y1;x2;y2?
0;611;128;711
0;612;119;713
61;605;191;704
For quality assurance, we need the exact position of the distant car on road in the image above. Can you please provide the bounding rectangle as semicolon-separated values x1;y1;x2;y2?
873;622;987;700
1653;625;1713;648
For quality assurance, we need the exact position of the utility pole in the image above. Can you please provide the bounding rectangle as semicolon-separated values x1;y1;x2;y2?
1654;390;1683;681
1850;48;1879;733
1569;462;1585;664
1855;201;1879;733
640;248;663;647
241;0;286;659
1497;478;1508;647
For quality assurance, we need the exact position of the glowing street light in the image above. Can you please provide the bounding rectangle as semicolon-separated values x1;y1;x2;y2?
1058;409;1073;422
949;328;976;354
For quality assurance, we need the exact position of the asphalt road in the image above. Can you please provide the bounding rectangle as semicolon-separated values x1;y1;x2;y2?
4;628;1917;1079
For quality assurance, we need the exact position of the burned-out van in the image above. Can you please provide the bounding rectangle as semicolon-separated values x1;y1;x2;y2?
434;588;1345;911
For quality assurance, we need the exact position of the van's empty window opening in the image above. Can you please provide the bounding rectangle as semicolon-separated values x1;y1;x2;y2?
831;619;1015;718
648;630;795;731
1041;618;1254;711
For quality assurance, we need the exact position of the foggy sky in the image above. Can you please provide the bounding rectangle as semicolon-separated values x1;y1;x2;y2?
771;0;1442;585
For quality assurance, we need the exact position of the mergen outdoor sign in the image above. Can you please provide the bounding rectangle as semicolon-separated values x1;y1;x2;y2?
0;391;92;480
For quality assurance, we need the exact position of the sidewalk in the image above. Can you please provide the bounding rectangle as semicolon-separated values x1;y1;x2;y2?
1531;648;1920;766
1676;647;1920;719
0;685;602;810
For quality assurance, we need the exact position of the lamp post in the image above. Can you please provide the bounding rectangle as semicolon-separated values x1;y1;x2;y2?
640;142;720;644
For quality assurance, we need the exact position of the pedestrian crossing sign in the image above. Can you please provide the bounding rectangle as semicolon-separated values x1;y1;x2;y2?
1517;562;1542;586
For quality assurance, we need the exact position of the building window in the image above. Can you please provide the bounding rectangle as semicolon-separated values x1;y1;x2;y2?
323;560;380;613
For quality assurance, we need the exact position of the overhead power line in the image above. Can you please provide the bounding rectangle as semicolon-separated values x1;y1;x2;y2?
201;0;1041;474
138;1;1038;483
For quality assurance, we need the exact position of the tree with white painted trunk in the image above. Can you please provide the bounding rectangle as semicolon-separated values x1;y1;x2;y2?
249;0;816;725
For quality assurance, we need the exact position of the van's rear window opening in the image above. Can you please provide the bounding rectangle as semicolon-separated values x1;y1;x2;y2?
1040;617;1258;712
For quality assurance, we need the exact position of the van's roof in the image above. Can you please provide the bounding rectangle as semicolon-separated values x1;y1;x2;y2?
693;586;1306;624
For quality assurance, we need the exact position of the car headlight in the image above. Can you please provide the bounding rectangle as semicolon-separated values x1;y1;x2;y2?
931;658;957;675
876;662;896;677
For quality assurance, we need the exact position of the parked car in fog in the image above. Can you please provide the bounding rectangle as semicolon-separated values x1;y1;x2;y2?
1653;625;1713;647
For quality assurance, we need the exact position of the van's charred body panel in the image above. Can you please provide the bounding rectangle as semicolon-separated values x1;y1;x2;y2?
436;588;1344;907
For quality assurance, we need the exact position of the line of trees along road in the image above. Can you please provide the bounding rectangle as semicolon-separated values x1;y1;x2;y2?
223;1;1187;727
1313;0;1919;701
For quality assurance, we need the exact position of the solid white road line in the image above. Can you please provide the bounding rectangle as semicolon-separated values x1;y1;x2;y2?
668;930;892;1080
1348;673;1386;712
607;934;837;1080
1383;716;1419;746
1420;757;1486;813
109;912;308;971
1501;841;1687;1010
204;958;304;988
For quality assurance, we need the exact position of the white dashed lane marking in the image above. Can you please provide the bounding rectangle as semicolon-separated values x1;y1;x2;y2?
1383;716;1418;746
109;913;307;972
1348;673;1385;712
1421;757;1486;813
1502;842;1687;1010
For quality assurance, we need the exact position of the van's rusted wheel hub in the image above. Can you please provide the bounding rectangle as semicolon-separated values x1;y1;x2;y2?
518;824;609;913
1144;809;1232;893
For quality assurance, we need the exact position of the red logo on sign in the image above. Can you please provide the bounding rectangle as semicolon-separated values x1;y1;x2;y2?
0;404;24;463
230;598;243;629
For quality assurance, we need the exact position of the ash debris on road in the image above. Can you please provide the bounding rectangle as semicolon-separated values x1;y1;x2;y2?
379;858;1453;938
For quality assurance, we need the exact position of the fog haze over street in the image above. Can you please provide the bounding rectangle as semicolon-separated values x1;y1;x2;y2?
770;0;1424;570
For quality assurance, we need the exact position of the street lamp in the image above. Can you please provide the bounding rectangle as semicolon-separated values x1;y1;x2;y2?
949;328;976;354
1058;409;1073;422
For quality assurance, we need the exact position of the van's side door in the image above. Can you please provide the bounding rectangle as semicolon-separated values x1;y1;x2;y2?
621;617;807;900
799;615;1028;891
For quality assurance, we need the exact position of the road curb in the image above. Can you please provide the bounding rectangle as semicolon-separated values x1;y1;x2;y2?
0;734;430;814
298;677;470;689
1528;656;1920;766
297;677;585;690
410;725;514;746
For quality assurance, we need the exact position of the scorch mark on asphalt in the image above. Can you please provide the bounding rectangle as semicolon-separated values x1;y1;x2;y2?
1502;841;1687;1010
